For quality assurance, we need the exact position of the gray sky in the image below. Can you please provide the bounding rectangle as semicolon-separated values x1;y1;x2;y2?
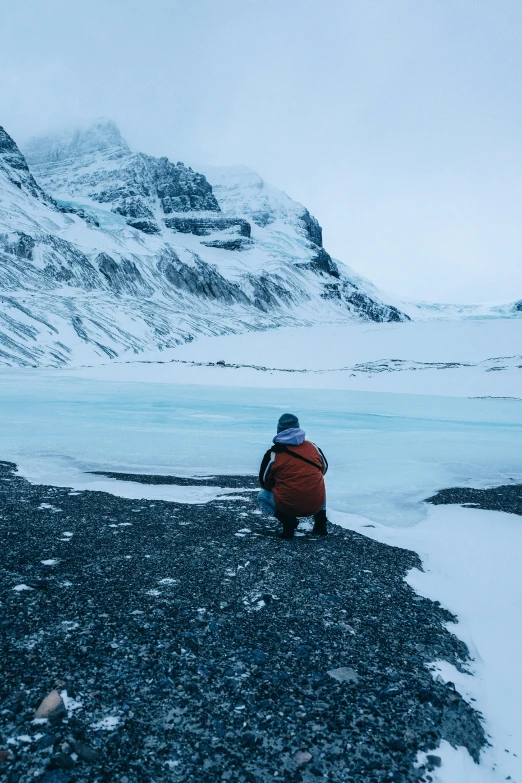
2;0;522;303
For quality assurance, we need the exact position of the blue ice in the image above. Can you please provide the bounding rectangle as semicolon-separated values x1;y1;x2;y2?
1;371;521;526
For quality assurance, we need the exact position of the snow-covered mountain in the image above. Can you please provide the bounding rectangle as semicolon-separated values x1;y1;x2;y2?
0;120;409;367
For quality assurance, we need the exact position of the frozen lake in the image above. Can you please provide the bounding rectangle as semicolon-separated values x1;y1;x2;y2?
1;370;521;526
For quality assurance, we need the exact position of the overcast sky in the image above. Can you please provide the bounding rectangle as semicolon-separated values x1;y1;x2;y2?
2;0;522;302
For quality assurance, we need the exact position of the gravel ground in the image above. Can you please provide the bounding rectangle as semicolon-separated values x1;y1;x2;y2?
426;482;522;516
1;460;485;783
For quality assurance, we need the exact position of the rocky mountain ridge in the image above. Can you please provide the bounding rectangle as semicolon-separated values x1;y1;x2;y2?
2;120;409;367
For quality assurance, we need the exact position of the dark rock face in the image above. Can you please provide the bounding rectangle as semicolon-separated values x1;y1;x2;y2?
242;273;298;312
297;248;340;278
164;216;251;237
154;156;219;214
342;288;407;322
301;208;323;247
322;280;409;323
40;236;100;290
0;126;54;205
92;154;220;232
157;249;250;306
0;232;36;261
201;238;252;251
110;195;156;221
127;219;160;235
96;253;153;297
514;300;522;312
0;462;486;782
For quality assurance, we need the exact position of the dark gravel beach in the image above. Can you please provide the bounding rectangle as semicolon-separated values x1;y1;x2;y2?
1;461;485;783
427;483;522;516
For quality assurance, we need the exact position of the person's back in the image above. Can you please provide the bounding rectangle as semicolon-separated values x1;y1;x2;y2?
258;413;328;538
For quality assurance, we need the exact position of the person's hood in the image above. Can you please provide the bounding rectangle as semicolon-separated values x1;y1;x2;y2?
273;428;306;446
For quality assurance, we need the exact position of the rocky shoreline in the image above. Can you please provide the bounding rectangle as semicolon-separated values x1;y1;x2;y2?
1;461;485;782
427;482;522;516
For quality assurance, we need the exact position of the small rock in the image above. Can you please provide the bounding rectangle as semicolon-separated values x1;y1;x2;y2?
389;738;407;752
293;750;312;766
49;703;67;724
426;754;442;768
73;741;102;763
51;753;75;769
24;579;48;590
40;771;73;783
327;667;359;684
36;734;58;750
380;685;400;698
418;688;435;703
35;690;64;719
0;749;11;761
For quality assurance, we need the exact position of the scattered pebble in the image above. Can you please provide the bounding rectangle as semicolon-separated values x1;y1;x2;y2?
327;667;360;684
293;750;313;765
34;690;64;719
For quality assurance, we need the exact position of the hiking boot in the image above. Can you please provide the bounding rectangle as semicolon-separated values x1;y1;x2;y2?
277;529;295;539
275;510;297;539
312;509;328;536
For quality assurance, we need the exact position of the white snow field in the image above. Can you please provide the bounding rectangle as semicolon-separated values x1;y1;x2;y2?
68;318;522;398
336;506;522;783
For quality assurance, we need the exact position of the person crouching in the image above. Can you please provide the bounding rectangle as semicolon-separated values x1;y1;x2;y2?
258;413;328;539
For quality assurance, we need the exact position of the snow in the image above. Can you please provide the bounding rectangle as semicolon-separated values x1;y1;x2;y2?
7;734;42;745
60;689;84;716
68;318;522;398
335;505;522;782
90;716;121;731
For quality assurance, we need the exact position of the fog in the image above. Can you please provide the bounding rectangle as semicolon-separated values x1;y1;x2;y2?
2;0;522;302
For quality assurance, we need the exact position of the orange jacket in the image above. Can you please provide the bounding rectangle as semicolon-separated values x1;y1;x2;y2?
259;440;327;516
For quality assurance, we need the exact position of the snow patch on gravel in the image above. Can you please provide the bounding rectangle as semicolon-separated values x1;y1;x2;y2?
15;455;256;505
334;504;522;782
60;690;83;716
90;716;121;731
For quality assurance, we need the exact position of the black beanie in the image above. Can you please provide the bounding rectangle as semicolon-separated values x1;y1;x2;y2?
277;413;300;433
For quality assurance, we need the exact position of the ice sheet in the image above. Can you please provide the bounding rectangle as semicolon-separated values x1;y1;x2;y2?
67;318;522;398
1;371;521;525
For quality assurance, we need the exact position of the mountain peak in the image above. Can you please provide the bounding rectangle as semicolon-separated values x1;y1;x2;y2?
24;119;130;166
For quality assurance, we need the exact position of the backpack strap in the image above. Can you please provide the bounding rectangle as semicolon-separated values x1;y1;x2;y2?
277;444;324;472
